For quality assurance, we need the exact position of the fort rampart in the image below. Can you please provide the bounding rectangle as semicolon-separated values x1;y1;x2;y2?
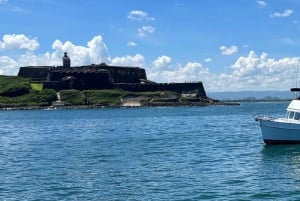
115;82;207;97
17;53;207;98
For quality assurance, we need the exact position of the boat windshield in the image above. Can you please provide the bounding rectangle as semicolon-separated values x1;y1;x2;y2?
287;111;300;120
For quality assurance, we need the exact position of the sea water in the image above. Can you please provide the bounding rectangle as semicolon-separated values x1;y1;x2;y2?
1;102;300;200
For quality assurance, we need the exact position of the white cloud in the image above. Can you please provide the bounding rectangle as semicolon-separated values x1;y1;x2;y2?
127;41;136;47
87;35;109;64
138;26;155;37
0;34;39;51
110;54;145;67
220;45;238;55
0;56;18;75
18;52;52;67
153;55;172;69
50;35;109;65
148;51;300;92
270;9;293;18
0;34;147;75
128;10;155;21
204;58;212;63
222;51;298;91
148;62;210;84
256;1;266;8
2;34;300;92
0;35;110;69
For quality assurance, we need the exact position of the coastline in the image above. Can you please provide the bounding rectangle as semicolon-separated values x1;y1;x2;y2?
0;101;240;111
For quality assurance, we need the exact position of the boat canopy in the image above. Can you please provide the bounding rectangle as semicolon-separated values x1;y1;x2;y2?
287;100;300;112
291;88;300;92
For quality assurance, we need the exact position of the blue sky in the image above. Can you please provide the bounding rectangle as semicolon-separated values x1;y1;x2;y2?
1;0;300;92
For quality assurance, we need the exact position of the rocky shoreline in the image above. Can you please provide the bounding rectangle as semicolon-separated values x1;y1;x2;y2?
0;101;240;111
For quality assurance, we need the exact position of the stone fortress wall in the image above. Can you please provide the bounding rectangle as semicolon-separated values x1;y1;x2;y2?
17;53;207;98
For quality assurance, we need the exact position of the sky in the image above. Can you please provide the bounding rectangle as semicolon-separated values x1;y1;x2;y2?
1;0;300;92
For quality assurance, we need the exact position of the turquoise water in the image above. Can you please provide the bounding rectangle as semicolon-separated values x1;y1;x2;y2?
1;102;300;200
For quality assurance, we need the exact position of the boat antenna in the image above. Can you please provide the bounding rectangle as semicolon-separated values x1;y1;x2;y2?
297;57;299;88
294;57;300;99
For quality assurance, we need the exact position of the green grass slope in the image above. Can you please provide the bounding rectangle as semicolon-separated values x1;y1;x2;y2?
0;76;57;107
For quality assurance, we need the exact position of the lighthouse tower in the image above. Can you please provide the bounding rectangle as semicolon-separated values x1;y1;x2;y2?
62;52;71;68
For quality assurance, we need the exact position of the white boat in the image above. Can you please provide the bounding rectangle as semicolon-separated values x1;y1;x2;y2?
256;88;300;144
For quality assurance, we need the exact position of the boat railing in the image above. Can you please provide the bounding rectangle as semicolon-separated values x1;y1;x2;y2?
255;115;273;121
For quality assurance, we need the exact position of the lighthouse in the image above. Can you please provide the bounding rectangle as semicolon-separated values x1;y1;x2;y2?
62;52;71;68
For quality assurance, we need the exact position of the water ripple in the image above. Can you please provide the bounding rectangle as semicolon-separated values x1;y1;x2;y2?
0;103;299;200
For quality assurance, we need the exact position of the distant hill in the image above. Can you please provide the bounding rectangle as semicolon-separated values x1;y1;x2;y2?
207;91;295;101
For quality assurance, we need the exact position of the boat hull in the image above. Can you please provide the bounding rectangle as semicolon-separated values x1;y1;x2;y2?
258;118;300;144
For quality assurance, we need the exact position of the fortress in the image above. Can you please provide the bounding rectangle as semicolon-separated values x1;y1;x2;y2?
17;53;207;98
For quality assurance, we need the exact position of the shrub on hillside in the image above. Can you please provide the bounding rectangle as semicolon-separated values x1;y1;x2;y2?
0;76;31;97
32;89;58;106
83;90;125;105
0;85;30;97
60;90;85;105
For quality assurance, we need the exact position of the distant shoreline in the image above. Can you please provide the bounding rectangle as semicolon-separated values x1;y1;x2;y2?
0;101;241;111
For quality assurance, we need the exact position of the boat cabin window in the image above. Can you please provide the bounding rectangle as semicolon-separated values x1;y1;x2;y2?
288;111;295;119
287;111;300;120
